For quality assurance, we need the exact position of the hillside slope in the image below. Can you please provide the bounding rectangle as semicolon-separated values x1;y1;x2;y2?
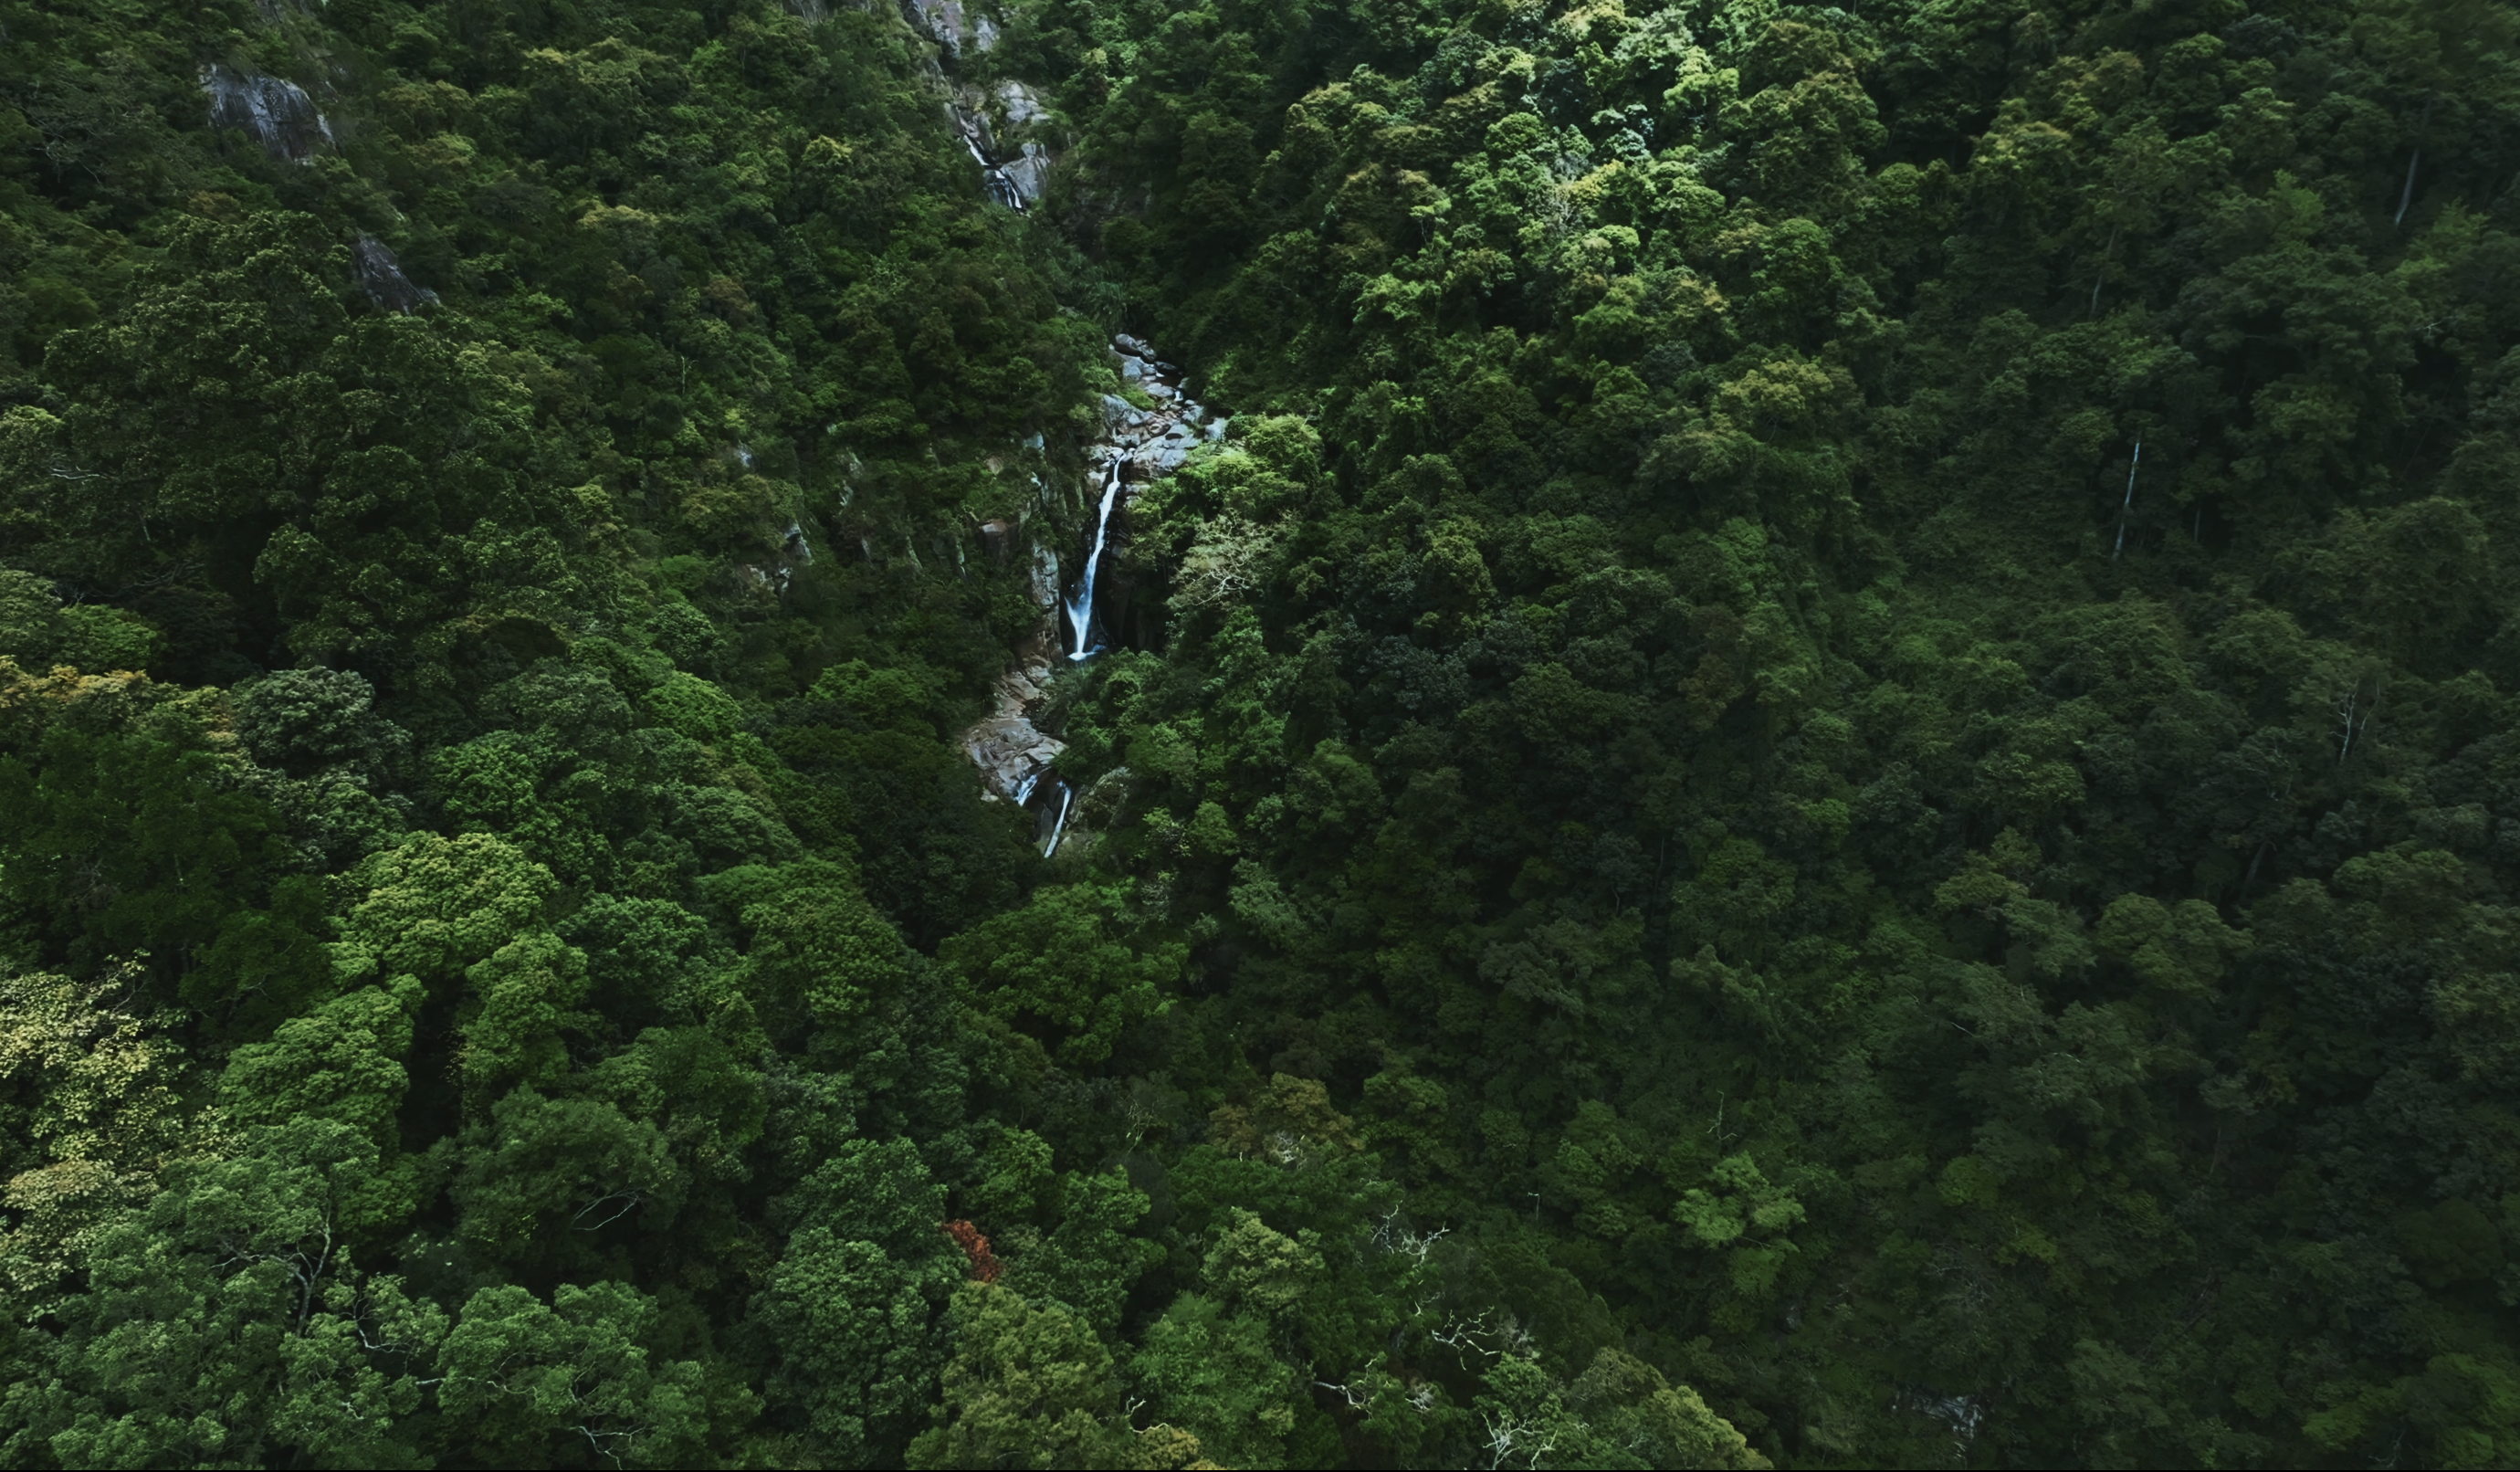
3;2;2519;1468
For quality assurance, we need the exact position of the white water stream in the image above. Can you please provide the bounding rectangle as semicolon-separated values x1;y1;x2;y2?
961;133;1027;211
1064;457;1124;661
1041;783;1075;857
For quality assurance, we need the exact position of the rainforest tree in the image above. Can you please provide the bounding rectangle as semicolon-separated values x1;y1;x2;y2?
3;1;2518;1467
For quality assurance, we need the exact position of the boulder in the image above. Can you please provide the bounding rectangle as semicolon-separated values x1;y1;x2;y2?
998;79;1047;125
1100;394;1146;432
1003;142;1052;203
964;710;1064;803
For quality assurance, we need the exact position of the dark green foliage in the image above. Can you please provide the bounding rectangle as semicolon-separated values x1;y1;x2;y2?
1012;0;2520;1464
4;0;2520;1467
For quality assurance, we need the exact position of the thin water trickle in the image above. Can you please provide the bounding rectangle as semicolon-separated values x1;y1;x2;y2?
1043;783;1075;857
1065;456;1124;661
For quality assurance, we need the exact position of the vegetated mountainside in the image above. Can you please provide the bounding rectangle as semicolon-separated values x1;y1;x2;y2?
1;0;2517;1468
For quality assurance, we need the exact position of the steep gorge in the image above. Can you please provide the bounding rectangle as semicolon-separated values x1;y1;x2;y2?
3;1;2519;1468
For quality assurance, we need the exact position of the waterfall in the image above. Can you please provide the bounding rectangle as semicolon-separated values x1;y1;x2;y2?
962;326;1212;861
1064;456;1123;661
961;132;1027;211
1042;782;1075;857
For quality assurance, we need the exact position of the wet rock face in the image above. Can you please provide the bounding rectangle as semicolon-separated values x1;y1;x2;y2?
1030;542;1059;608
201;65;331;162
948;96;1040;211
354;236;439;314
964;664;1066;802
1002;142;1051;205
1061;339;1226;655
900;0;969;57
909;6;1053;213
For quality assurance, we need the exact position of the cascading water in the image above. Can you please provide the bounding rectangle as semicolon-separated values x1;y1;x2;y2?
1064;456;1124;661
915;7;1040;214
915;4;1220;857
961;327;1221;862
1042;782;1075;857
959;131;1028;210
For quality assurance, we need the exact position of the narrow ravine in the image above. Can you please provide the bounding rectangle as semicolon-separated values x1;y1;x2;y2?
962;336;1223;857
894;1;1226;857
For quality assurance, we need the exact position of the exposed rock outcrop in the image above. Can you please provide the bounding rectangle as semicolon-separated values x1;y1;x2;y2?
900;4;1056;213
964;645;1066;802
354;236;439;314
201;65;332;162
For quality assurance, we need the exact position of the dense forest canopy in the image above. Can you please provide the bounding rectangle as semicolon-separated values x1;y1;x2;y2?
1;0;2517;1466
